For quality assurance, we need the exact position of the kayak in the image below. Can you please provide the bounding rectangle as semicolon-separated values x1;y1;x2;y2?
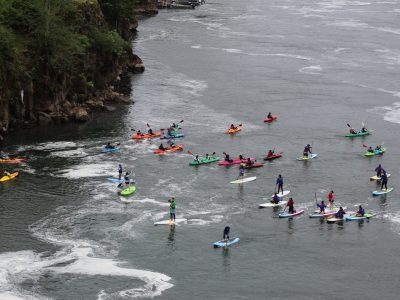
345;212;376;221
0;158;27;163
230;176;257;184
264;115;278;123
271;190;290;199
264;152;283;161
313;206;347;213
259;200;287;208
189;157;221;165
364;148;386;156
370;174;391;181
244;162;264;169
154;218;187;226
309;211;337;218
213;237;240;248
326;217;345;223
226;125;242;134
0;172;19;182
296;153;318;161
132;132;163;140
120;186;136;196
345;131;371;137
160;133;185;139
154;144;184;155
278;209;305;218
218;157;256;166
107;178;135;184
103;147;120;153
372;187;393;196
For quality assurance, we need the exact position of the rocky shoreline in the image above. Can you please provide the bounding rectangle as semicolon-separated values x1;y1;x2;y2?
0;0;158;143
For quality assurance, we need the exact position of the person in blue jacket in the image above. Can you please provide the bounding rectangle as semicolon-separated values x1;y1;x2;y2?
355;205;365;217
317;200;327;213
335;207;346;219
271;193;280;204
276;174;284;194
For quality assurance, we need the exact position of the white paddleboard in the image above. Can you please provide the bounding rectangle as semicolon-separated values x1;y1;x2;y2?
154;218;187;225
296;153;318;161
271;190;290;198
259;200;287;208
230;176;257;184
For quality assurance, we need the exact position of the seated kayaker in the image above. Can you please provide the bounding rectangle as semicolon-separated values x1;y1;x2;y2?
245;157;253;166
205;153;210;160
148;128;153;135
267;112;272;119
136;130;143;136
271;193;280;204
167;128;175;137
168;141;176;148
335;207;345;219
230;124;236;130
238;154;244;161
287;198;295;214
349;127;357;134
317;200;327;213
224;153;233;162
159;143;166;151
3;170;11;177
355;205;365;217
361;127;368;133
105;143;115;150
171;122;177;128
375;145;382;151
367;146;374;153
267;149;274;157
194;155;200;162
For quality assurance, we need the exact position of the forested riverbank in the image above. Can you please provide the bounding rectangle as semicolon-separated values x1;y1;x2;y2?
0;0;157;142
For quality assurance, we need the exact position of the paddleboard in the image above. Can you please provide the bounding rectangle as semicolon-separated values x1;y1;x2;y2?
278;209;305;218
372;187;393;196
309;211;336;218
326;217;345;223
120;186;136;196
259;200;287;208
107;178;135;184
370;174;391;181
154;218;187;226
296;153;318;161
230;176;257;184
345;213;376;221
271;190;290;199
213;237;240;248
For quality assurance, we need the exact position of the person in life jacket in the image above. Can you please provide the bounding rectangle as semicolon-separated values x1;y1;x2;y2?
287;198;295;214
335;207;346;219
328;190;335;207
271;193;280;204
168;197;176;221
355;205;365;217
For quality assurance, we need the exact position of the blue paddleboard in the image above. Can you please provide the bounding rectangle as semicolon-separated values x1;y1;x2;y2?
213;237;240;248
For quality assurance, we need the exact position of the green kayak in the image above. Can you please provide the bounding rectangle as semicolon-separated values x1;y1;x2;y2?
120;186;136;196
345;131;371;137
364;148;386;156
189;157;221;165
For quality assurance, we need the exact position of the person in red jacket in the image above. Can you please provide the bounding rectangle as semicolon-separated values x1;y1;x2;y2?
328;190;335;208
287;198;295;214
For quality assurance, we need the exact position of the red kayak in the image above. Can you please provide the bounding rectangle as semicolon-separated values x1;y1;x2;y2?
264;115;278;123
218;157;256;166
132;132;163;140
264;152;283;161
154;144;184;155
244;162;264;169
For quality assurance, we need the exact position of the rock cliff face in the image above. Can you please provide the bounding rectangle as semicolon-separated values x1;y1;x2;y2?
0;0;157;143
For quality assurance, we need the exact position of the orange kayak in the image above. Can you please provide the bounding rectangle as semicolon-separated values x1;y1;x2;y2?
132;132;163;140
226;124;243;134
0;158;27;163
0;171;19;182
154;144;184;155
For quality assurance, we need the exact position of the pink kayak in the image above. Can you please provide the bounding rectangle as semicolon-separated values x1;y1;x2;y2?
218;157;256;166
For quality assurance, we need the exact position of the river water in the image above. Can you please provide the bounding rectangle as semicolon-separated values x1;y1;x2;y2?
2;0;400;299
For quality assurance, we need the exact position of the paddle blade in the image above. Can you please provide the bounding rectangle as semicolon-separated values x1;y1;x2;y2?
179;120;184;124
346;123;351;128
362;144;368;148
187;150;193;155
146;123;150;127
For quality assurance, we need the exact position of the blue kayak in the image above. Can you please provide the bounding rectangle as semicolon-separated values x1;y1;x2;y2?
103;147;120;153
213;237;240;248
160;133;185;139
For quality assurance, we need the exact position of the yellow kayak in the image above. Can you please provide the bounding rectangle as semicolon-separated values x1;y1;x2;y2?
0;172;19;182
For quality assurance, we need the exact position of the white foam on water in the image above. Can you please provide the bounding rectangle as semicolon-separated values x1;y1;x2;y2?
134;198;170;206
327;19;369;28
22;141;79;151
299;65;322;75
56;162;115;179
50;148;87;158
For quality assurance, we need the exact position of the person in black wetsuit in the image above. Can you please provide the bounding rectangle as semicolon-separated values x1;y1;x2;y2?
223;226;230;242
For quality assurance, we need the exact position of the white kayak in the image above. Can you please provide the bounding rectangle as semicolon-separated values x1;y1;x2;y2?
259;200;287;208
271;190;290;199
230;176;257;184
372;188;394;196
213;237;240;248
154;218;187;226
370;174;391;181
296;153;318;161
